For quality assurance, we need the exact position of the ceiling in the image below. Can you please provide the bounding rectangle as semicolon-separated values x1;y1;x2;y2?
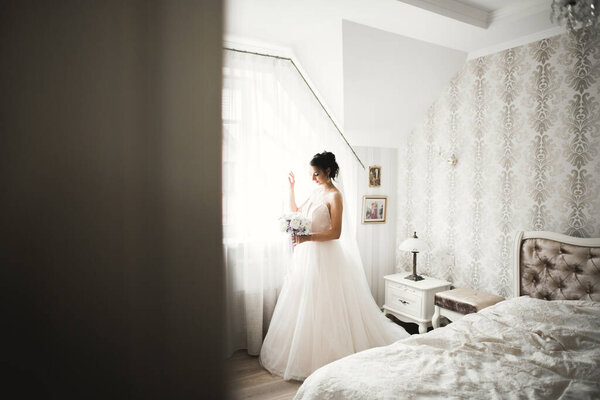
224;0;564;147
225;0;561;57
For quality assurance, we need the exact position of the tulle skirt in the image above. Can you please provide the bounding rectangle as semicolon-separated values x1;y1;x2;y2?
259;239;408;381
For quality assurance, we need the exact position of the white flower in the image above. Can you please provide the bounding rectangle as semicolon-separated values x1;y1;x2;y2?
278;212;311;235
290;219;301;229
279;220;289;232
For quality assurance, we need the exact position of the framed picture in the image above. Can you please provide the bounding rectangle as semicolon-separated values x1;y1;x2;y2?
362;195;387;224
368;166;381;187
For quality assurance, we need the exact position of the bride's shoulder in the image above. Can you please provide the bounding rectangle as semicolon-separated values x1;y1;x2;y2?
325;187;342;201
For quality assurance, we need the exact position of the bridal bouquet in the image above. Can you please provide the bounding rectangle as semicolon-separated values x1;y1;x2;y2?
279;212;311;237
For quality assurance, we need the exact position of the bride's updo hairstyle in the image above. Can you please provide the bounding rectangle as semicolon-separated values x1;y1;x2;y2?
310;151;339;180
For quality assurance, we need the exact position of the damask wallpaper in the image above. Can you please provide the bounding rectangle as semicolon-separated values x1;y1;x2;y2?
397;30;600;297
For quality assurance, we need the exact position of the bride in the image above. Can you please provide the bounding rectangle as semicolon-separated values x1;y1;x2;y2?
259;151;408;381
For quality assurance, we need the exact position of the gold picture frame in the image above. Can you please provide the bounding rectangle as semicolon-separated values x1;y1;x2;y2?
362;195;387;224
368;166;381;187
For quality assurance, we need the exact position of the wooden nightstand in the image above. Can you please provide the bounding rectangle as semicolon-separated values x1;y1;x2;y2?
383;274;451;334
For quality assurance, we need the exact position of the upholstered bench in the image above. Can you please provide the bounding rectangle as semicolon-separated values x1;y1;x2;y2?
432;288;504;328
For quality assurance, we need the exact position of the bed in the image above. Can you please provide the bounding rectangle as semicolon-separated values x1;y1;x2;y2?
295;231;600;399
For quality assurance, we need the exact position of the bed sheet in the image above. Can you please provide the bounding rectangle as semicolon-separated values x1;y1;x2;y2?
295;296;600;400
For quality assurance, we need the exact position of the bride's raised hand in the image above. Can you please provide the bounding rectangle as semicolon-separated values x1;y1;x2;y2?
288;171;295;189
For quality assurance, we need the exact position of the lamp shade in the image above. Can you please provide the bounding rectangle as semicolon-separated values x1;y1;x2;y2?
399;232;428;253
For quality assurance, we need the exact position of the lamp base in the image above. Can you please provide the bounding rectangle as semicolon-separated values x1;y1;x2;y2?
405;274;424;281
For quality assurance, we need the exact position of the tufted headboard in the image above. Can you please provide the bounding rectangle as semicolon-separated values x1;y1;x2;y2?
513;231;600;301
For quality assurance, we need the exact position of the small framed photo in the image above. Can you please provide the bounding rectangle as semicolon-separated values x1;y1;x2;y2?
369;166;381;187
362;195;387;224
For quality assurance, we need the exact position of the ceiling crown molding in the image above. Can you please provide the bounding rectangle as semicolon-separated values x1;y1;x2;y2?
489;0;550;25
397;0;489;28
398;0;552;29
466;25;564;59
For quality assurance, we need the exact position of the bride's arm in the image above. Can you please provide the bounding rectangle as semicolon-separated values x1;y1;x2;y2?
297;192;342;243
296;197;309;212
289;171;310;212
289;171;302;212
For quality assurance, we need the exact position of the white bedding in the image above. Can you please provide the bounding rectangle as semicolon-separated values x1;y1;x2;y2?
295;297;600;400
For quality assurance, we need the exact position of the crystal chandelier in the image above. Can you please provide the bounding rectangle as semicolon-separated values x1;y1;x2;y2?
551;0;599;34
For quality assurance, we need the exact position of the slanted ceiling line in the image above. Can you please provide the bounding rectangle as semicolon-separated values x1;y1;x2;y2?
224;47;365;170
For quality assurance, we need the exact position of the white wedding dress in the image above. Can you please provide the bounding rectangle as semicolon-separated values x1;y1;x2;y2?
259;188;408;381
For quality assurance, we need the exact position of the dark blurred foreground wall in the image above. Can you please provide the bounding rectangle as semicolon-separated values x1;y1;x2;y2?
0;1;225;398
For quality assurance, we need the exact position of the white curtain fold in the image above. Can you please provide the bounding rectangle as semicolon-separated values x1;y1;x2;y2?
222;49;361;356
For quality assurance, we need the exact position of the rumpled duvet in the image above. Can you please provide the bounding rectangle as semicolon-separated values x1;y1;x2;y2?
295;296;600;400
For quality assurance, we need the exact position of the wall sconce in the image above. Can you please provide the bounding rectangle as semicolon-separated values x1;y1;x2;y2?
446;154;458;166
438;147;457;166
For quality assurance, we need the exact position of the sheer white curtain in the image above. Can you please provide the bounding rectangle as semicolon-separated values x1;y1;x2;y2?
223;49;361;356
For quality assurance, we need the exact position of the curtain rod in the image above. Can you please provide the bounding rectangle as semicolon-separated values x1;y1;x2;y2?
223;47;365;170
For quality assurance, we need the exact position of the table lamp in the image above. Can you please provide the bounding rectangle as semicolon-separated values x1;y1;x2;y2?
399;232;428;281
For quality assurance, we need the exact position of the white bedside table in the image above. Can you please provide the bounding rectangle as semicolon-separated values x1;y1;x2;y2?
383;274;451;334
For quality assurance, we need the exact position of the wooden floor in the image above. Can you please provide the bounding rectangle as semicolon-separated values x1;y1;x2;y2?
227;350;302;400
226;317;424;399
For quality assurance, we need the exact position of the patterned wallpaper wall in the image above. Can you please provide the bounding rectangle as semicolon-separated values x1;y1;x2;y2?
397;30;600;297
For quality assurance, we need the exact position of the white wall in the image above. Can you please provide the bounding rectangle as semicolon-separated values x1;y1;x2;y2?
343;20;466;148
355;146;398;306
294;21;345;125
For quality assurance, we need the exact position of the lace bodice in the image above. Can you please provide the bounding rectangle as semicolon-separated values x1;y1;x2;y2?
302;190;331;234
